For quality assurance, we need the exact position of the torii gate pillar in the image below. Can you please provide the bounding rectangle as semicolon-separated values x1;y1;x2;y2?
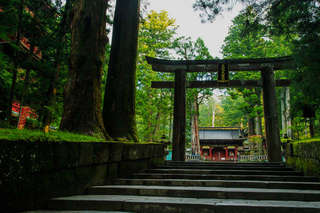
261;66;282;162
172;70;186;161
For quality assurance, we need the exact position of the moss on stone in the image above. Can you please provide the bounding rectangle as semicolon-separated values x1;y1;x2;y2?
0;128;105;142
0;139;166;211
285;140;320;178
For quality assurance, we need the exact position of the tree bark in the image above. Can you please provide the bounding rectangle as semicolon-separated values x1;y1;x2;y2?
255;88;263;136
309;119;315;137
151;92;164;141
248;116;256;136
152;110;161;141
60;0;109;138
261;67;281;162
8;68;18;119
280;88;286;137
103;0;140;141
212;105;215;127
20;68;31;106
255;116;262;135
191;96;200;155
169;91;173;141
285;87;292;138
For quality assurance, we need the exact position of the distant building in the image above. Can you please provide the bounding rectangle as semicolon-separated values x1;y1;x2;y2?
199;127;245;161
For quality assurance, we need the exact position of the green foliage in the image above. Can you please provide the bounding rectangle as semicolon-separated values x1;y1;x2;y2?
219;9;295;134
0;0;73;126
219;94;245;127
136;10;214;143
286;139;320;177
0;53;13;111
136;10;176;141
194;0;320;124
193;0;240;22
199;97;216;126
174;36;215;104
293;137;320;144
0;128;105;142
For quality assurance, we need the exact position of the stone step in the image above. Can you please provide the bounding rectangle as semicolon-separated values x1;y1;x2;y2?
146;169;302;176
48;195;320;213
23;211;131;213
113;178;320;190
166;161;284;167
132;173;319;182
88;185;320;202
157;165;294;171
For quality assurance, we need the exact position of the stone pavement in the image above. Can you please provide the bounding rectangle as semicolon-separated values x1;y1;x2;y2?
24;161;320;212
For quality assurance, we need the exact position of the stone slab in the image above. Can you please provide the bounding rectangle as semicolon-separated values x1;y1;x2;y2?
147;169;302;176
23;211;131;213
157;165;294;171
166;161;284;166
113;178;320;190
88;185;320;201
132;173;319;182
49;195;320;213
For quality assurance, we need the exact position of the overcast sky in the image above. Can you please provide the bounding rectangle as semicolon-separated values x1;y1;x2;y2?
147;0;243;58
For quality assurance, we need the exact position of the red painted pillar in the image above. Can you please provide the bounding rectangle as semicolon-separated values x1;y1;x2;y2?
225;147;229;161
235;147;238;161
209;148;213;161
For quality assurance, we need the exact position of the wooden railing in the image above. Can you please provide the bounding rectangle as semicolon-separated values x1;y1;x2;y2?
185;154;201;161
238;155;268;162
185;154;268;162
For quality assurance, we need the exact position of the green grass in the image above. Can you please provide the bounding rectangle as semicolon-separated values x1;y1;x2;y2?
0;128;166;144
293;137;320;144
0;128;105;142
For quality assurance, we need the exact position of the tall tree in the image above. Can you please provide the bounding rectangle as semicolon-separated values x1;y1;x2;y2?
221;10;292;136
103;0;140;141
43;0;72;132
194;0;320;122
60;0;109;138
136;10;177;141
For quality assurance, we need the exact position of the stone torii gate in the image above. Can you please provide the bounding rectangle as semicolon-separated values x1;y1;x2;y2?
146;56;295;162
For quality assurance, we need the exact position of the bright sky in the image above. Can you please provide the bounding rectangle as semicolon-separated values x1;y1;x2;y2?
147;0;244;58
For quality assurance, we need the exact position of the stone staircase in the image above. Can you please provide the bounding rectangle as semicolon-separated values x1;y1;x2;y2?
25;161;320;213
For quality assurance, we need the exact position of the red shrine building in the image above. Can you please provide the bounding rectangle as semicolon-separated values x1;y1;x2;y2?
199;127;245;161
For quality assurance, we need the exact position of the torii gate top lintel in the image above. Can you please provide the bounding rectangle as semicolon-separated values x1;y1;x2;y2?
146;56;295;72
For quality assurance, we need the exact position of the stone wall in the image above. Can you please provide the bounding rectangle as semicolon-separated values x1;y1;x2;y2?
0;140;166;212
285;141;320;178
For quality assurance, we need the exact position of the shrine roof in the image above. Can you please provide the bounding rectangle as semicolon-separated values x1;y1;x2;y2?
200;139;245;146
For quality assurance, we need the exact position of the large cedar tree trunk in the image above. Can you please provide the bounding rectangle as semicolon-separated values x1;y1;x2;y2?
285;87;292;138
261;67;281;162
255;88;263;135
255;116;262;135
191;98;200;155
280;88;287;137
103;0;140;141
280;87;292;138
248;116;256;136
60;0;109;138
